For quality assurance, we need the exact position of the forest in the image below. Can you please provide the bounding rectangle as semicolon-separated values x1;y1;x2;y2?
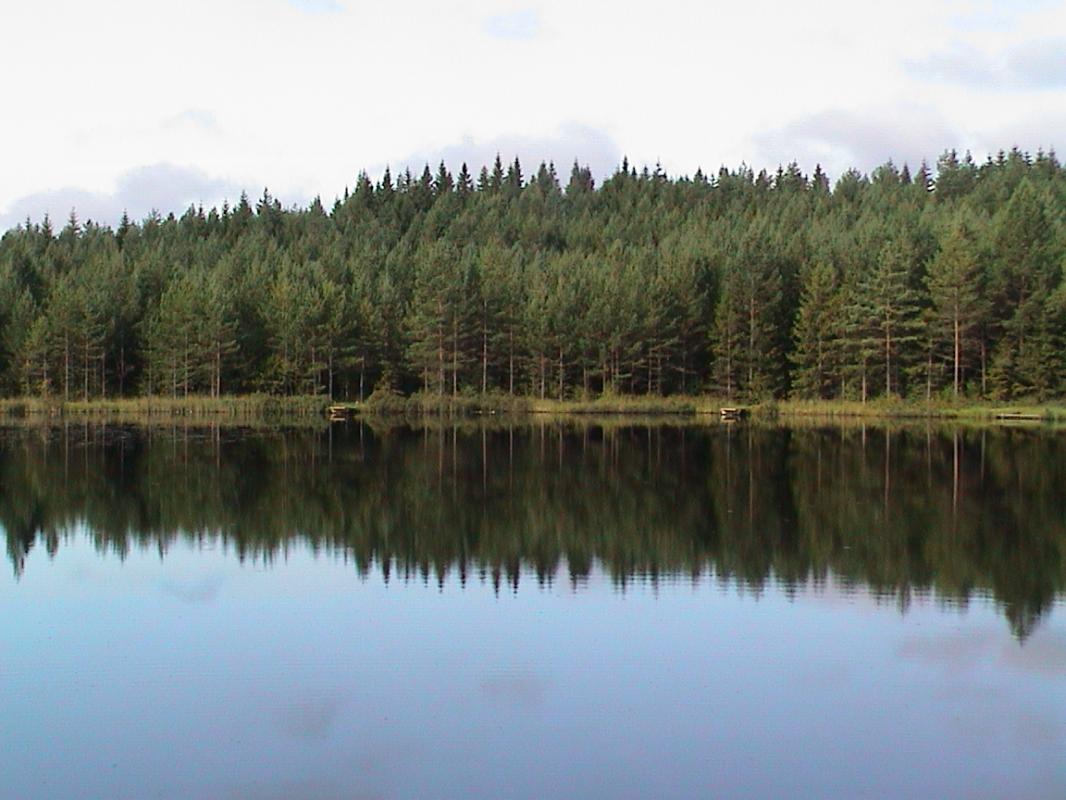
0;148;1063;402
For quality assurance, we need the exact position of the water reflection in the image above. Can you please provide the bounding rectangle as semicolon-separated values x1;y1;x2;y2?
3;419;1064;638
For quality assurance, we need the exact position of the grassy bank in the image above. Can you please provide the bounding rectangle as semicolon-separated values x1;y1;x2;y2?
349;391;533;416
4;393;1066;424
529;395;707;415
772;398;1066;422
352;391;717;416
362;393;1066;422
0;394;330;419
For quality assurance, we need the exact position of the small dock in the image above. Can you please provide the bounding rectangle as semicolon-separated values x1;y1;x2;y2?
720;407;749;422
328;405;352;421
994;412;1042;421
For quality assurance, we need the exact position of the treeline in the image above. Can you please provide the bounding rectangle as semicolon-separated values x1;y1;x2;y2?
4;422;1064;638
1;148;1064;401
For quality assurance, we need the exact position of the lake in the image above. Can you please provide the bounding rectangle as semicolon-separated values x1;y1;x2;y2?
2;419;1065;799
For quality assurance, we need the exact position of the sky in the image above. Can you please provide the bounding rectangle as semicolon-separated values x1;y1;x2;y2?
1;0;1064;229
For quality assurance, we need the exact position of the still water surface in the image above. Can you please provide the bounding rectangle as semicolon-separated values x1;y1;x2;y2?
2;420;1065;799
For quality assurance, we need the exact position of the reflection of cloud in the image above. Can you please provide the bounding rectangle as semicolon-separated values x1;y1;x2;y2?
753;106;957;177
898;627;1066;677
897;625;1066;798
382;122;622;183
228;779;381;800
1000;629;1066;677
484;9;540;41
480;669;550;706
157;573;224;603
1011;709;1063;747
0;163;244;230
908;38;1066;89
898;632;993;668
275;696;342;741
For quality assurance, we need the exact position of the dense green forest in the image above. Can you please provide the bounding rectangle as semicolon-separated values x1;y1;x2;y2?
4;422;1063;638
1;148;1064;402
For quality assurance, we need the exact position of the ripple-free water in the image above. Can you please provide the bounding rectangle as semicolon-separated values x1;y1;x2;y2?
3;421;1064;799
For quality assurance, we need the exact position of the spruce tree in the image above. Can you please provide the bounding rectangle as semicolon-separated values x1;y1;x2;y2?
791;262;840;399
926;217;984;398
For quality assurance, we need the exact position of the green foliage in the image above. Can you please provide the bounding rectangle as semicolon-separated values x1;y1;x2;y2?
791;262;839;399
925;215;986;398
0;147;1064;401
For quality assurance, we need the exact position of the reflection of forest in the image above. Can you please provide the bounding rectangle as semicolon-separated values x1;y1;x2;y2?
3;421;1064;639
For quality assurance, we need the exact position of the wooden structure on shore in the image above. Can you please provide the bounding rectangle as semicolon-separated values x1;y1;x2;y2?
720;407;749;421
328;405;352;421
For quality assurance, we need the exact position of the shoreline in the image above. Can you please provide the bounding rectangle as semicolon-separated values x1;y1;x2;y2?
4;394;1065;424
0;395;331;419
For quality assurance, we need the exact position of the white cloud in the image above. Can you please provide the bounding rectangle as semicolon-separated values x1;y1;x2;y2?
287;0;342;14
1;0;1063;230
0;164;245;230
753;105;960;179
484;8;540;41
162;108;221;134
1007;38;1066;88
376;122;622;186
909;37;1066;89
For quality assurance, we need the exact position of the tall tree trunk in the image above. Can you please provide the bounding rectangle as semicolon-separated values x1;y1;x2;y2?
64;334;70;401
953;312;961;399
748;295;756;391
725;336;733;400
558;347;564;400
451;318;458;397
816;338;823;399
482;310;488;394
328;351;334;400
437;327;445;396
884;326;892;397
508;329;514;395
980;340;987;397
183;332;189;399
926;350;932;402
681;345;688;394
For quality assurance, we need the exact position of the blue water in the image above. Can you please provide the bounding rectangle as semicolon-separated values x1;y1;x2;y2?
2;423;1065;799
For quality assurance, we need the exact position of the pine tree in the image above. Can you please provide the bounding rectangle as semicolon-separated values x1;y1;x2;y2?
407;240;462;394
710;232;785;399
926;217;984;398
988;180;1058;397
862;240;923;397
0;149;1061;407
791;263;840;398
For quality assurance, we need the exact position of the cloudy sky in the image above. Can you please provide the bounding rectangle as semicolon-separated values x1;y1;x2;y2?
2;0;1064;228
